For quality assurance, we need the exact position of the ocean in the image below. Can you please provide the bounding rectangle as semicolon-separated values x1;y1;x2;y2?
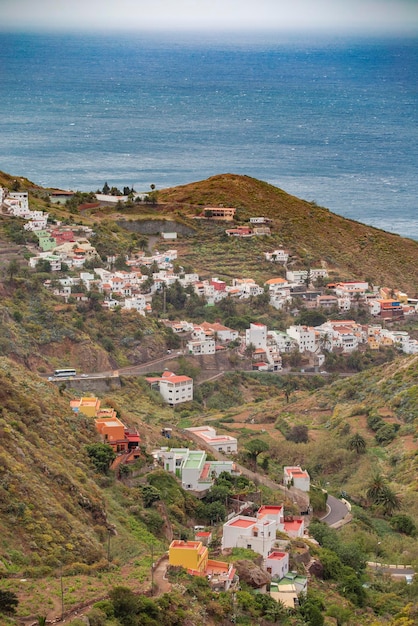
0;32;417;238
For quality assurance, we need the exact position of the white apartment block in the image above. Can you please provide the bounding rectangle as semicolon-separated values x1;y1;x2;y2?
286;269;328;285
147;371;193;406
264;249;289;264
185;426;238;454
24;215;49;231
287;325;317;353
268;330;296;353
187;338;216;355
123;295;147;314
246;322;267;350
8;191;29;211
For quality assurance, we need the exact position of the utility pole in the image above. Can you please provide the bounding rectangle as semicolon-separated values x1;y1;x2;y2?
152;543;154;590
107;528;111;562
60;563;64;621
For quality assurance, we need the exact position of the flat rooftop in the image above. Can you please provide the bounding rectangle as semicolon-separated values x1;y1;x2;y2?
170;540;202;550
267;552;287;560
258;505;283;517
228;518;255;528
284;520;303;530
183;451;205;469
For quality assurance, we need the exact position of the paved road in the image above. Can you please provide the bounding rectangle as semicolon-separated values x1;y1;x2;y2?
367;563;415;579
320;494;351;527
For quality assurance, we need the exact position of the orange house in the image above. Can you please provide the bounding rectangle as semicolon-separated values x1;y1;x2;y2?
95;415;140;453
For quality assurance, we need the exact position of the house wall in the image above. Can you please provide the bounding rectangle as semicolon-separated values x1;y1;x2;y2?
265;552;289;579
159;379;193;405
169;541;208;572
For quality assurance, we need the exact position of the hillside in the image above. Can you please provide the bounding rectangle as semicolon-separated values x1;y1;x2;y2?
158;174;418;293
3;171;418;295
1;170;418;624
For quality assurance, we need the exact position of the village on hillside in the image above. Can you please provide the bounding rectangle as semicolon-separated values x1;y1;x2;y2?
2;186;417;382
71;392;314;606
1;184;416;621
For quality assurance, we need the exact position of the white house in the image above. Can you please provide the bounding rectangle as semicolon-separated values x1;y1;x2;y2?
187;338;216;355
199;322;238;343
264;249;289;264
287;325;316;353
231;278;264;298
265;551;289;579
246;322;267;350
286;269;328;285
222;516;278;559
146;371;193;406
154;448;237;493
284;466;310;492
29;253;62;272
222;506;285;559
250;217;271;224
185;426;238;454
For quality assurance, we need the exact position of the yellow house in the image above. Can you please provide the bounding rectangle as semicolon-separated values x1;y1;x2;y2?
169;540;208;573
368;337;380;350
70;397;101;417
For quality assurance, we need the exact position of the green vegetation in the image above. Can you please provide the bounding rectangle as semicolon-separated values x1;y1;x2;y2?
0;170;418;624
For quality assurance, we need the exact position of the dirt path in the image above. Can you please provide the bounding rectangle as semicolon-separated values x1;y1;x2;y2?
152;555;171;594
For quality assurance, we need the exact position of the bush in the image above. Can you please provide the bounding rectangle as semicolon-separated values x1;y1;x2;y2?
286;424;309;443
0;590;18;614
367;413;384;432
375;424;397;445
390;514;416;536
85;443;116;474
86;607;107;626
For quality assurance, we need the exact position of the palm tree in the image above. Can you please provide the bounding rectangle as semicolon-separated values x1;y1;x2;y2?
348;432;366;454
375;485;401;516
366;472;401;516
264;600;287;622
366;471;386;503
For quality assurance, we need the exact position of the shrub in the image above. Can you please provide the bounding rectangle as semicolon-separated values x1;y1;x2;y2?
0;590;18;614
85;443;116;474
367;413;385;432
375;424;397;445
286;424;309;443
390;514;416;536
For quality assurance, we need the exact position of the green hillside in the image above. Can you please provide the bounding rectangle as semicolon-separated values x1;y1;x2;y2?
1;170;418;625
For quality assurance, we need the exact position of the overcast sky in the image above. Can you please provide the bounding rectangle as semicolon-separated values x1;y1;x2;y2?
1;0;418;35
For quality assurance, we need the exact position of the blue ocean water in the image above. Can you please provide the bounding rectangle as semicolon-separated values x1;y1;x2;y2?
0;32;417;238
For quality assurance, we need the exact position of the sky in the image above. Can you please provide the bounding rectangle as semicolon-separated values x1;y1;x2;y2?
1;0;418;35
